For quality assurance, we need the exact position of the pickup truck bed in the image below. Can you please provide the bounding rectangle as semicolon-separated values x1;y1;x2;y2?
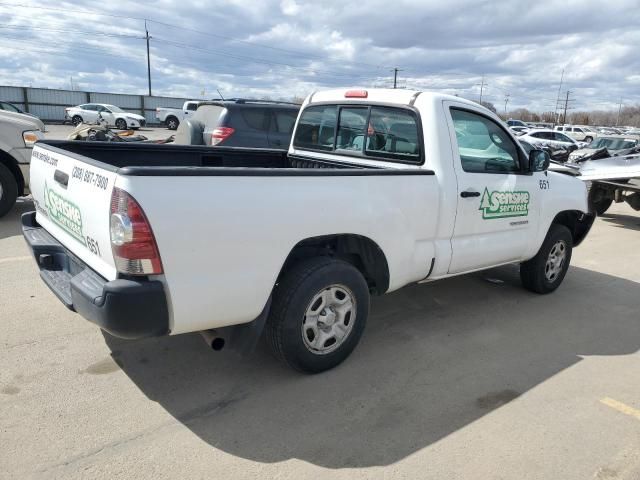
44;140;428;172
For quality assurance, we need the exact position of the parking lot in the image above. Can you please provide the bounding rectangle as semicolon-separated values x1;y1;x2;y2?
1;172;639;479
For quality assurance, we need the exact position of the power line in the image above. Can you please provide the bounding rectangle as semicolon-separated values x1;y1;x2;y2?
153;37;382;81
0;2;391;71
0;24;144;39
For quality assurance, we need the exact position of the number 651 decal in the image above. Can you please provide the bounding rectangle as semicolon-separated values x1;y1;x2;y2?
539;180;550;190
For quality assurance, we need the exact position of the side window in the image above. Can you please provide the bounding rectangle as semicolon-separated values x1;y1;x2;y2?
272;110;298;134
366;107;420;159
450;108;520;174
336;107;367;151
556;133;572;142
241;109;269;131
85;104;98;111
293;105;337;151
186;103;198;111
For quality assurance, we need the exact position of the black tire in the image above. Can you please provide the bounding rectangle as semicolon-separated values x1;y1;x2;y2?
166;116;179;130
266;257;370;373
520;224;573;294
588;185;613;216
0;163;19;218
115;118;127;130
584;136;593;143
71;115;83;126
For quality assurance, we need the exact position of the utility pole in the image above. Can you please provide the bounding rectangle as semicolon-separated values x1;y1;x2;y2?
503;94;510;115
476;75;488;103
145;19;152;97
391;67;402;89
616;98;623;126
554;68;564;125
562;90;572;124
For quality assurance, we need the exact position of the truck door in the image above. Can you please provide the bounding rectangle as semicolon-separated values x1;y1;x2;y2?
445;104;542;274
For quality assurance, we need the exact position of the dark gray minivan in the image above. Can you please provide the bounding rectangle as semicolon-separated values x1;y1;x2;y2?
174;99;300;149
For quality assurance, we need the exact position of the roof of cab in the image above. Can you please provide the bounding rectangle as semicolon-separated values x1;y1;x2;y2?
307;88;479;109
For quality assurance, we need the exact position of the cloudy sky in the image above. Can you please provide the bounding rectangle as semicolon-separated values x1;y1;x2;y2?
0;0;638;112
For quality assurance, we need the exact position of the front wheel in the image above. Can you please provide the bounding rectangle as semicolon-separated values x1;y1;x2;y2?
266;257;370;373
115;118;127;130
0;163;18;217
520;224;573;294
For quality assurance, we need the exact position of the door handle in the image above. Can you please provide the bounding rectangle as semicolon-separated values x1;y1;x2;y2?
54;169;69;187
460;190;480;198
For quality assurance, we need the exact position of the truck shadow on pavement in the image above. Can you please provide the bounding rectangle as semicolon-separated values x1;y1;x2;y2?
600;212;640;231
104;264;640;469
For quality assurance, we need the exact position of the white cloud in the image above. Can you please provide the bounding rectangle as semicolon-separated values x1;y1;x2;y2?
0;0;638;111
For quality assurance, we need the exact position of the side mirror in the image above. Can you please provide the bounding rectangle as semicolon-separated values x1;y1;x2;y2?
529;149;550;172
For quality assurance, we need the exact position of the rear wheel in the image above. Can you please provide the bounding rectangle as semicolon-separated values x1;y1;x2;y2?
266;257;370;373
0;163;18;218
166;116;179;130
115;118;127;130
588;185;613;216
520;224;573;294
584;136;593;143
71;115;83;126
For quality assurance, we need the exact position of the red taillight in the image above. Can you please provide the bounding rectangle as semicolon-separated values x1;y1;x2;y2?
345;90;368;98
109;187;163;275
211;127;235;145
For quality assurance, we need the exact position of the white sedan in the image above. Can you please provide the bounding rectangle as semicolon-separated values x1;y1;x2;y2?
519;129;583;150
65;103;146;129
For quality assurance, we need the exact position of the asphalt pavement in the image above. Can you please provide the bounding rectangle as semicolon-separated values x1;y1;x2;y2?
1;177;639;478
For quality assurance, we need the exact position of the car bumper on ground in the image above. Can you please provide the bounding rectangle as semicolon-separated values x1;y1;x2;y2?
21;211;169;339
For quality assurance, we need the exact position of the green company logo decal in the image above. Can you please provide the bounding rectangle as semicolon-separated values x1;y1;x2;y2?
479;188;530;219
44;182;85;244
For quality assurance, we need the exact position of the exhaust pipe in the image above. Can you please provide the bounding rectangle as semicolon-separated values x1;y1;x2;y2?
199;329;225;351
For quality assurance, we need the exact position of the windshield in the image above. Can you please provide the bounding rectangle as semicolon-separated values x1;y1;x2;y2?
589;137;637;150
105;105;124;113
2;102;20;113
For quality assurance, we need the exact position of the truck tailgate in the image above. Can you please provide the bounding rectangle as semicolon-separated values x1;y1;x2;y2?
29;143;118;280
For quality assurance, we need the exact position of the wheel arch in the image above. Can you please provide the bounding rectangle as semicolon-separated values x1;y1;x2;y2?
278;234;390;295
551;210;595;247
0;149;25;196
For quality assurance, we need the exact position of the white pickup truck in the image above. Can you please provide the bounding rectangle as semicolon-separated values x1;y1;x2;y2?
23;88;594;373
155;101;203;130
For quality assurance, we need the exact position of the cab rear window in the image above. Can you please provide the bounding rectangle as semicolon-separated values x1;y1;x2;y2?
293;104;421;162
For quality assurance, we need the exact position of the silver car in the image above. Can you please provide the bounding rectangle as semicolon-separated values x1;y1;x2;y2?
0;110;45;216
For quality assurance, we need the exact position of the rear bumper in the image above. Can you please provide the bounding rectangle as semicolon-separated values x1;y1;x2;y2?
21;211;169;339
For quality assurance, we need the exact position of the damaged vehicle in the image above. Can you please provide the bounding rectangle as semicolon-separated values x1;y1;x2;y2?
568;136;639;162
580;154;640;215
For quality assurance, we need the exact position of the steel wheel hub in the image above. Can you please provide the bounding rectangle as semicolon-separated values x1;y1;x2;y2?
302;284;356;355
545;240;567;282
